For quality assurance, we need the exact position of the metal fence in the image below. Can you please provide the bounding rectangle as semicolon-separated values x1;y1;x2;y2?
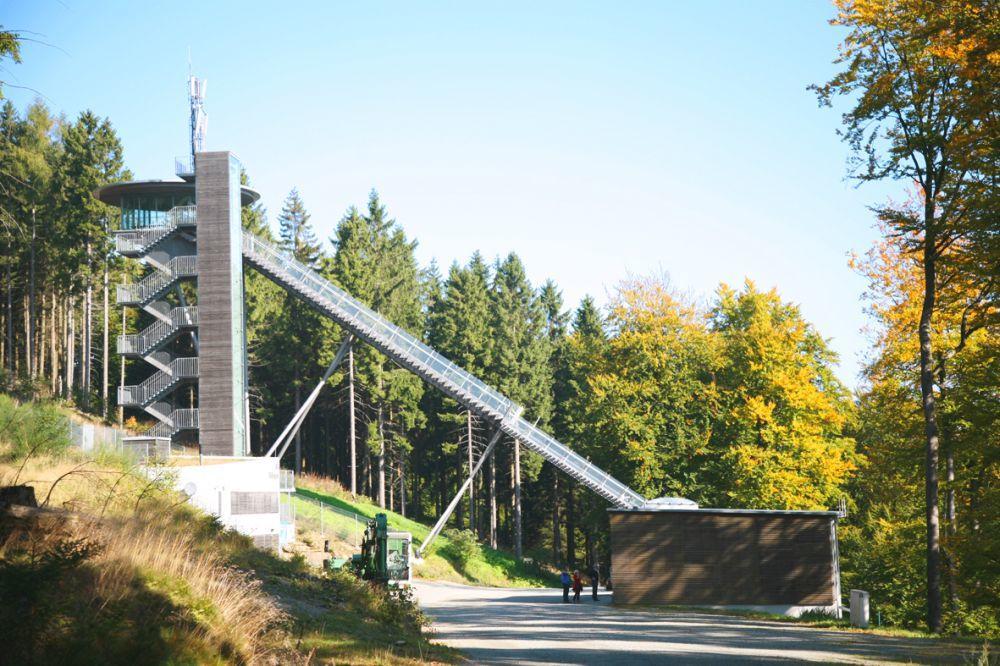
68;420;128;455
67;419;179;461
292;493;365;550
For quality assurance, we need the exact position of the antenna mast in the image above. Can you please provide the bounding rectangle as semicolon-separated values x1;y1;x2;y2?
188;71;208;160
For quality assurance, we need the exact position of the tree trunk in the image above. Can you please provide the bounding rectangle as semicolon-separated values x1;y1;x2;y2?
39;287;46;383
364;447;372;498
389;456;395;512
5;260;12;375
348;345;357;496
413;469;422;522
118;305;126;425
919;204;942;634
66;296;74;399
513;438;522;560
489;450;497;549
946;444;958;610
399;454;406;518
102;256;109;419
27;210;36;378
50;292;58;394
437;455;446;517
552;472;562;565
456;447;465;529
83;242;93;410
23;294;30;378
566;484;576;566
467;410;475;532
294;375;302;474
377;405;386;508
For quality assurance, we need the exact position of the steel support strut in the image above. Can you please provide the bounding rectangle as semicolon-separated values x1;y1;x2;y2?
267;333;354;458
416;424;505;559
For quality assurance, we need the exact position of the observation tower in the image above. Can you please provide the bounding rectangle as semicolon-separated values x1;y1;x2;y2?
97;76;259;458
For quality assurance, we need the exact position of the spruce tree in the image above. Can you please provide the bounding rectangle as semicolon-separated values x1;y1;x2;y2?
425;253;495;530
487;253;552;555
274;188;326;472
328;191;424;507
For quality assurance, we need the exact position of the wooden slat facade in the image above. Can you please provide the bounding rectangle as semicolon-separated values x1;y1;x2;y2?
609;509;838;607
195;152;248;457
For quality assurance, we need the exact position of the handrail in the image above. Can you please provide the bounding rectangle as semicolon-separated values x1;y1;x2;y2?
118;357;199;407
145;408;199;437
241;231;646;509
115;205;196;254
118;306;198;356
116;255;197;305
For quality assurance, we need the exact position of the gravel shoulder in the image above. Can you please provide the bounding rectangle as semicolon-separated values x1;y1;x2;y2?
413;581;974;665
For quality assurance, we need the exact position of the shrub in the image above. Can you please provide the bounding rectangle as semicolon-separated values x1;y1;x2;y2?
0;394;70;462
441;528;481;569
943;603;1000;639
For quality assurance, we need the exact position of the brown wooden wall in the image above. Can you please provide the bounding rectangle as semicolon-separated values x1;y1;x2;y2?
609;511;836;606
196;151;247;457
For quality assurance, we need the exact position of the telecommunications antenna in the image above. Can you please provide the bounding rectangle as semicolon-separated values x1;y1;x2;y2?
188;61;208;159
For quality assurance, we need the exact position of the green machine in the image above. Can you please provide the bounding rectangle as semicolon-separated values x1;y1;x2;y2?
352;513;390;584
330;512;411;586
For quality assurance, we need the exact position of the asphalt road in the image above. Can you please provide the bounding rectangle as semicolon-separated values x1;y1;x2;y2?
413;582;972;665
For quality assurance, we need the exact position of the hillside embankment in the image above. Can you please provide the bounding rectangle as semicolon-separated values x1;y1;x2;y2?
0;395;458;664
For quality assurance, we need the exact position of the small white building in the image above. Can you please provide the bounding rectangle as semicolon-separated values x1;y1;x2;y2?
164;456;293;551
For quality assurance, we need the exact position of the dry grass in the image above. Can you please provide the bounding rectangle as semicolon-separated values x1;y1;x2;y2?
0;397;454;664
1;479;293;663
92;516;289;662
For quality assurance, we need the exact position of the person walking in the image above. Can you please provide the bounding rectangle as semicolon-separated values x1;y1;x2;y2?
589;565;600;601
571;570;583;603
560;569;571;603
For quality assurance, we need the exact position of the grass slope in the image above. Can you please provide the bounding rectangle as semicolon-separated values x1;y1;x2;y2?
296;474;557;588
0;396;458;664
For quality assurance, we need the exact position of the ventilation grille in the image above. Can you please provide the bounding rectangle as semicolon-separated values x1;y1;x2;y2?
252;533;279;552
231;492;278;515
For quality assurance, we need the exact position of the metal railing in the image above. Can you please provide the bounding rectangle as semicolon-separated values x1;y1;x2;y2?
175;156;194;178
116;255;197;305
120;437;172;461
243;231;646;508
118;306;198;356
144;408;199;438
280;469;295;492
115;205;196;255
118;357;199;407
66;417;187;461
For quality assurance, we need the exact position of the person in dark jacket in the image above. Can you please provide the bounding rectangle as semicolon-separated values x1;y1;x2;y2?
560;569;571;603
571;570;583;603
589;565;600;601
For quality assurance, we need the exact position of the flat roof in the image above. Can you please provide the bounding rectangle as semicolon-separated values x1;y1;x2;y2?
95;179;260;207
609;507;840;517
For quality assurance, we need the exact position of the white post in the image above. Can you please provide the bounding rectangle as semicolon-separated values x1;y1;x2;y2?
416;424;505;559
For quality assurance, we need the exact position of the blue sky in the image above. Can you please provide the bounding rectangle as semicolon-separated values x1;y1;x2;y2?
6;1;899;386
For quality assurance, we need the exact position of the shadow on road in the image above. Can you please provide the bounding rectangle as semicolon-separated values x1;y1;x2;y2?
414;582;973;665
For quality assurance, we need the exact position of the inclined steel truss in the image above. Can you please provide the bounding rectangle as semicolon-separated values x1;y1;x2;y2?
242;231;646;509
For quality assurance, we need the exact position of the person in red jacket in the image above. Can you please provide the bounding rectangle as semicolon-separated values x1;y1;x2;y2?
571;570;583;603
